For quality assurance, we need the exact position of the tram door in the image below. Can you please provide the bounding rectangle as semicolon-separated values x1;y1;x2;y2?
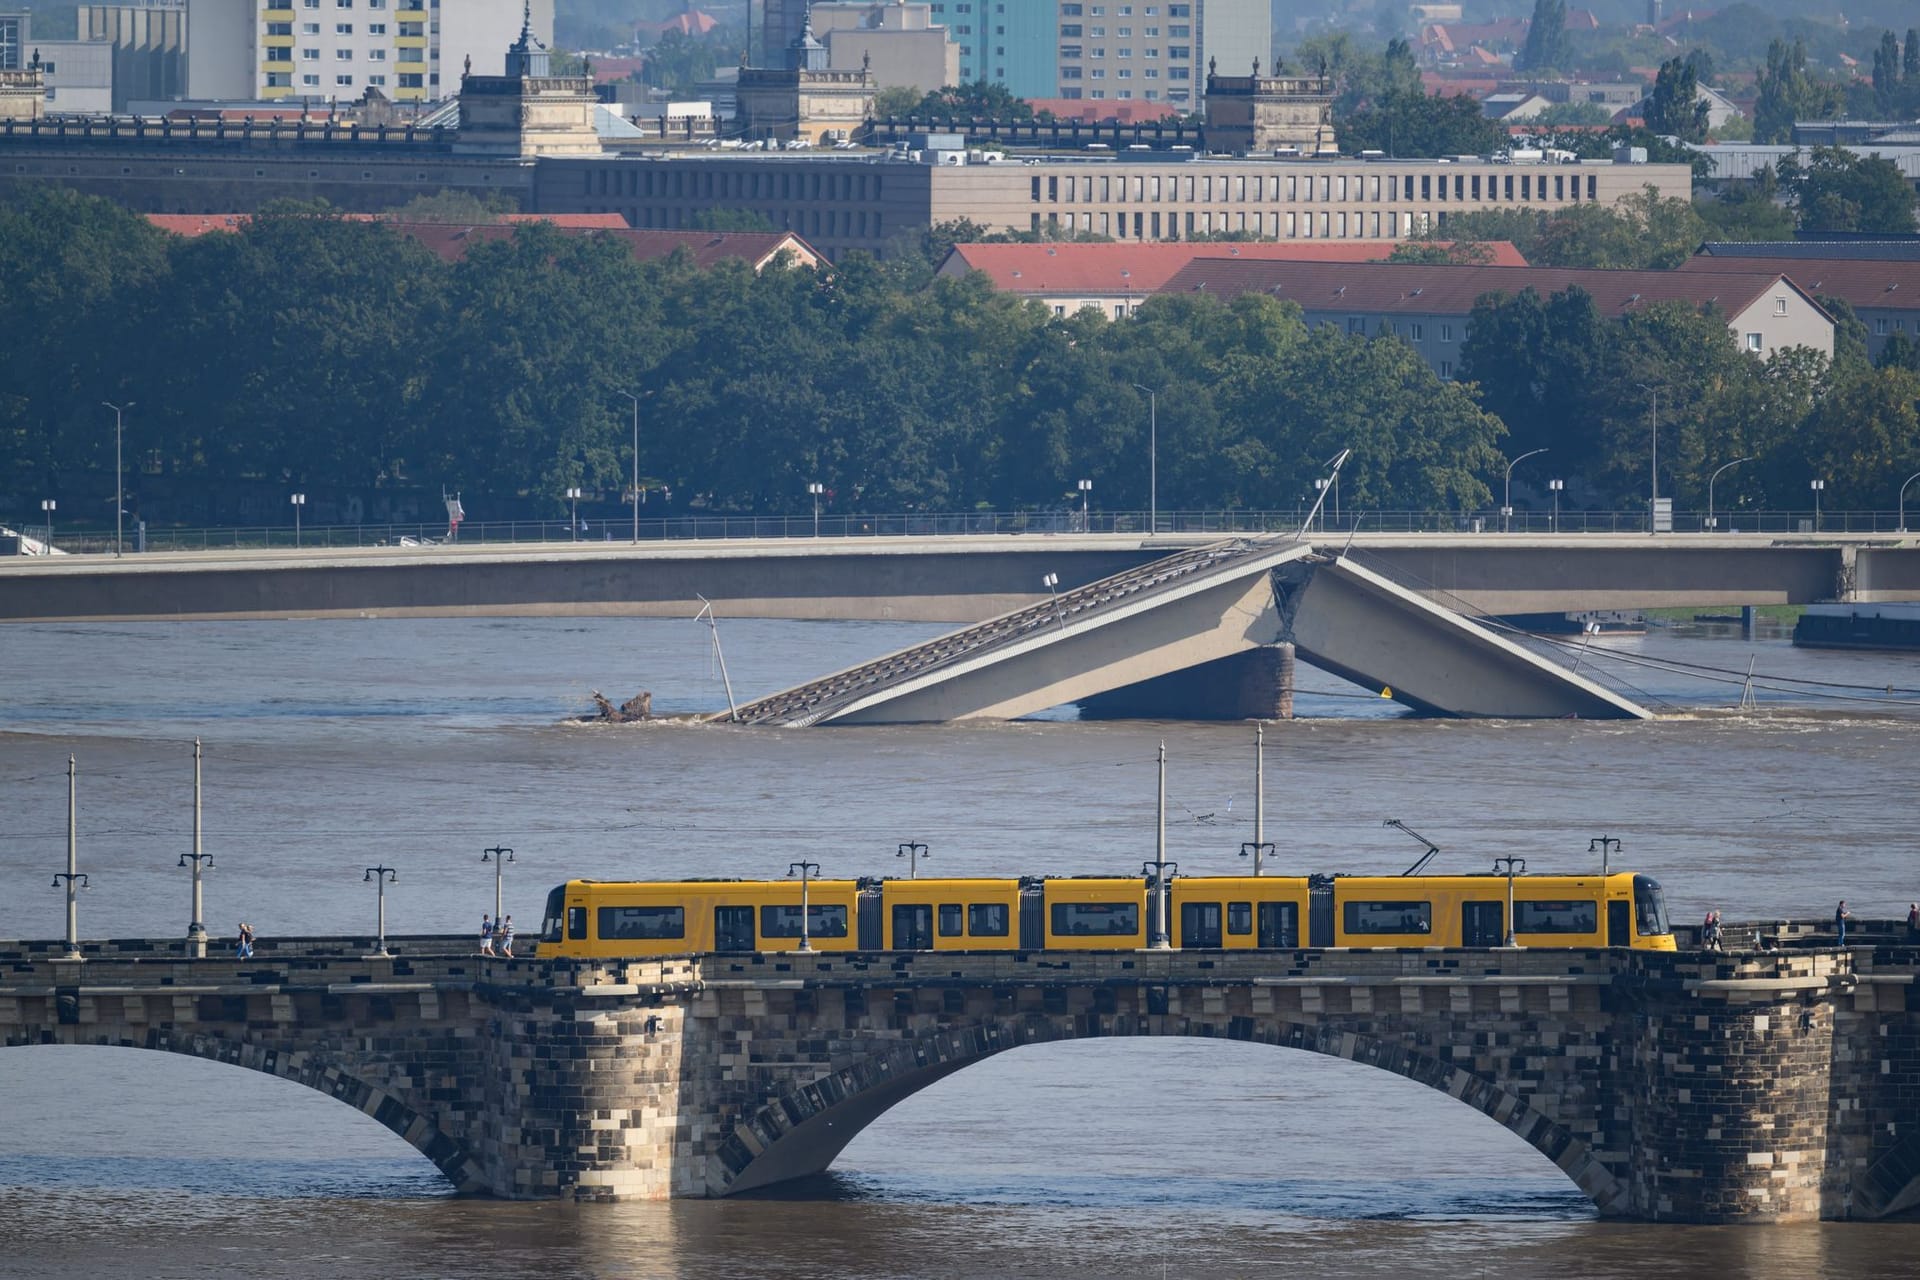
1257;902;1299;948
1462;901;1504;947
1607;900;1631;947
893;904;934;950
1181;901;1223;948
715;906;756;952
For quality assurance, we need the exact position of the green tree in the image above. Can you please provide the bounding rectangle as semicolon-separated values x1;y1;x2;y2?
1646;57;1709;142
384;188;518;222
1516;0;1571;73
1907;29;1920;83
1877;331;1920;373
1752;39;1842;145
1338;88;1506;158
872;84;922;119
686;208;777;231
911;80;1036;121
1873;31;1902;115
1780;146;1919;234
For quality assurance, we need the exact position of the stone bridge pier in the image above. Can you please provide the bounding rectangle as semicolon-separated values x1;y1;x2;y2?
4;938;1918;1221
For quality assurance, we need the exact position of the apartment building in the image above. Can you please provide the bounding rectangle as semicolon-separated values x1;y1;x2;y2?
184;0;550;104
1055;0;1267;108
1678;252;1920;365
535;150;1692;263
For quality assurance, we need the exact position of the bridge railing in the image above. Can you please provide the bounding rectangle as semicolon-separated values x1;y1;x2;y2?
11;507;1911;556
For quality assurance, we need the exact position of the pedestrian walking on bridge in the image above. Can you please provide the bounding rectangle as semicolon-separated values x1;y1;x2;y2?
1835;900;1853;947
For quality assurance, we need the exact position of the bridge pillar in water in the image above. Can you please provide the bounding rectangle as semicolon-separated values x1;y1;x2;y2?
1075;644;1295;720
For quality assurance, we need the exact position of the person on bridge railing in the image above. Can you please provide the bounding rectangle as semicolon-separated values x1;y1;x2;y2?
1835;900;1852;946
500;916;515;959
235;922;254;959
1907;903;1918;942
479;914;495;956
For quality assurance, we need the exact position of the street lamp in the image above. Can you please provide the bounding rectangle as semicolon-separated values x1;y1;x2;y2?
180;737;211;957
1149;739;1170;949
1705;456;1752;532
1810;478;1825;533
290;493;306;548
618;390;641;545
788;860;820;951
1502;448;1547;533
896;841;928;878
40;498;55;550
1900;469;1920;534
1634;384;1658;533
1240;841;1274;876
54;756;86;960
1547;479;1563;533
1078;478;1092;532
565;487;583;542
1042;571;1063;629
482;845;514;922
1588;834;1621;879
363;866;398;957
1131;383;1158;532
808;481;824;537
102;400;133;557
1493;854;1526;947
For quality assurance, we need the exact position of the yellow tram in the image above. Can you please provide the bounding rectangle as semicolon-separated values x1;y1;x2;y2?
538;871;1675;956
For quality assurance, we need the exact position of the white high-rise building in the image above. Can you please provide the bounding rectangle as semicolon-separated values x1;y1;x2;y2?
187;0;550;104
1053;0;1267;108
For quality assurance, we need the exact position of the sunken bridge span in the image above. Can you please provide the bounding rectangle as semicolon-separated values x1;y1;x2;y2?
722;536;1650;724
5;934;1919;1222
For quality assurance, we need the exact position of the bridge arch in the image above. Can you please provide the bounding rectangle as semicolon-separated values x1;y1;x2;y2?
713;1013;1626;1215
3;1026;484;1194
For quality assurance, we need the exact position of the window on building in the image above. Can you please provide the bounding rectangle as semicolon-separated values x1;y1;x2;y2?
268;21;293;34
1091;68;1104;78
266;46;291;61
1774;297;1787;316
1441;324;1452;341
1746;333;1763;351
1876;318;1889;335
368;21;385;32
301;73;319;85
368;47;385;60
335;21;351;32
1440;361;1453;378
1168;65;1187;79
336;73;353;84
369;74;386;85
1167;44;1188;58
336;48;352;59
302;21;319;32
335;0;351;6
1117;26;1131;35
1145;67;1157;77
1118;47;1130;56
1061;23;1081;35
1145;25;1158;35
1118;68;1131;77
301;47;318;59
1089;25;1104;35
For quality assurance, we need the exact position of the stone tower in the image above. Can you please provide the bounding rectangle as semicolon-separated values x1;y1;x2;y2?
455;2;601;157
1203;56;1337;157
735;6;875;144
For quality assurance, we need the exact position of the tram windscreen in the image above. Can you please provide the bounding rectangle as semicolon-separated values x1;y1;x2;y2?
541;887;566;942
1634;876;1671;936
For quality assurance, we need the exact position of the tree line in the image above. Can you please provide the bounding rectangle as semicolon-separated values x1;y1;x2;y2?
2;186;1915;533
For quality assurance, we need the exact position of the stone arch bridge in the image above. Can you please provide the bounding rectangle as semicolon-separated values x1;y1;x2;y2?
3;936;1918;1223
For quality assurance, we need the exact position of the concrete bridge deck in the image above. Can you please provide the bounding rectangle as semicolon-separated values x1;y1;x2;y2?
5;932;1918;1222
3;532;1919;624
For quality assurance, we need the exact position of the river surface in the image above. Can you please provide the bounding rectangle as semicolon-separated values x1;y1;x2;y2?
2;615;1918;1277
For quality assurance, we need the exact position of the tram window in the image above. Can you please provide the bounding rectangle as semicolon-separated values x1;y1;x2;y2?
1634;876;1671;936
1344;900;1432;934
968;903;1010;936
598;905;685;940
1514;900;1597;934
1050;902;1140;935
1226;902;1252;935
938;904;965;936
760;903;850;938
567;907;587;939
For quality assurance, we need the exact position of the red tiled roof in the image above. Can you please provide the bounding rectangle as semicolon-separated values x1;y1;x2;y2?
1676;256;1920;312
939;239;1529;294
146;211;630;237
384;224;825;270
1156;258;1813;321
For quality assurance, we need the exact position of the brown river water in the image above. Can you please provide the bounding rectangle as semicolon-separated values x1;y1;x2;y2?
2;615;1918;1278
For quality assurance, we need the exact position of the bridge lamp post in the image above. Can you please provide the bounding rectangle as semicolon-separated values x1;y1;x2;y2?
808;482;824;538
290;492;306;548
180;737;211;958
1240;841;1274;877
1705;457;1752;532
619;390;641;545
40;498;55;549
1889;470;1920;529
102;400;133;558
1493;855;1526;948
54;756;86;961
483;845;514;922
788;861;820;951
896;841;928;879
1502;448;1548;534
1588;835;1622;879
1547;479;1563;533
1810;478;1825;533
1130;383;1158;532
1078;478;1092;532
1148;739;1171;949
363;866;398;958
1634;384;1658;534
565;487;582;542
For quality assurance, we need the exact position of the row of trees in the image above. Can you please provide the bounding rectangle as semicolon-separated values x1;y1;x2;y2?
0;188;1501;528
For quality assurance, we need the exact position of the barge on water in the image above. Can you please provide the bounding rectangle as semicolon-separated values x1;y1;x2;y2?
1792;602;1920;652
